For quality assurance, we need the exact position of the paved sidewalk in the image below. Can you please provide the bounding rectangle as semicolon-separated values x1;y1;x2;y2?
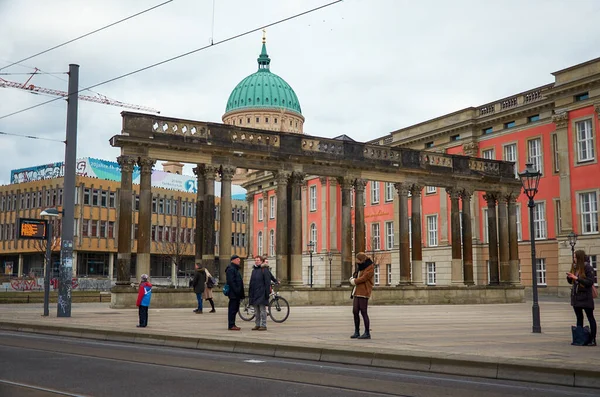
1;300;598;389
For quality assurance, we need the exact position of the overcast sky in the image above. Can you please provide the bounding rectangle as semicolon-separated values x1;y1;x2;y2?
1;0;600;191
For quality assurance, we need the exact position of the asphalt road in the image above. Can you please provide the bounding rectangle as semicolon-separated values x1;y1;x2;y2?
0;331;597;397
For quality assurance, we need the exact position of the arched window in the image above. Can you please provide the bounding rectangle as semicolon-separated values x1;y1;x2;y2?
269;229;275;256
310;223;317;251
257;231;263;256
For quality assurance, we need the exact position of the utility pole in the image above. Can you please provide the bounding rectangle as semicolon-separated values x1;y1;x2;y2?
57;64;79;317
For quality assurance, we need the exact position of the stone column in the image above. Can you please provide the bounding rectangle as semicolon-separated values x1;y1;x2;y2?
339;177;353;283
354;179;366;254
193;165;205;266
290;172;305;286
552;112;573;232
136;157;155;280
116;155;136;285
202;165;217;275
498;194;510;284
460;188;474;285
246;193;254;259
320;177;328;252
410;185;424;285
274;171;291;283
484;193;499;285
507;192;520;285
218;165;236;281
108;253;114;280
328;178;338;252
396;183;411;285
447;187;463;285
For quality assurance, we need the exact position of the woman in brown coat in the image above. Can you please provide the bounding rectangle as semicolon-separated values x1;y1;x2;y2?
349;252;375;339
567;250;596;346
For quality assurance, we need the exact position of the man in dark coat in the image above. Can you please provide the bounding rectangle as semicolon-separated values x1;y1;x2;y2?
191;264;206;313
225;255;245;330
249;255;275;331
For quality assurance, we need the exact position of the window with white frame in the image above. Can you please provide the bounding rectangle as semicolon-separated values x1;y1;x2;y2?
580;192;598;234
408;218;412;248
533;202;547;240
426;262;436;285
536;258;547;286
576;119;595;163
269;229;275;256
310;223;317;249
516;204;522;241
386;264;392;285
590;255;597;285
528;138;542;173
555;200;562;235
427;215;438;247
257;198;264;221
371;181;380;204
371;223;381;250
257;232;263;256
374;265;380;285
385;182;394;202
426;186;437;194
552;134;560;173
385;221;394;250
482;148;495;159
309;185;317;211
269;196;276;219
503;143;518;178
482;208;489;243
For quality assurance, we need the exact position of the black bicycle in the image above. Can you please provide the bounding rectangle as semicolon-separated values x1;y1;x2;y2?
238;284;290;323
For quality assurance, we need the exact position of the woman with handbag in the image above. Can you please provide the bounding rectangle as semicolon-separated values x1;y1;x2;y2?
204;268;216;313
567;250;597;346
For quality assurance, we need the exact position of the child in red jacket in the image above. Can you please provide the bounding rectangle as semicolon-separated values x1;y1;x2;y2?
136;274;152;328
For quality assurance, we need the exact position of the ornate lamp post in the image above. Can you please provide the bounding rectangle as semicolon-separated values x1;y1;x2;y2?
307;241;315;288
327;251;333;288
519;162;542;334
567;232;578;262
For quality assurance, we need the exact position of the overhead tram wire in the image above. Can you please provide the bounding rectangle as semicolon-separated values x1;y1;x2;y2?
0;0;174;72
0;0;343;122
0;130;65;144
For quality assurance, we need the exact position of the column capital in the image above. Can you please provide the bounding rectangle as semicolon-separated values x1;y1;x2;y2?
138;157;156;174
394;182;411;196
246;193;254;204
353;178;367;192
552;111;569;128
337;177;354;189
291;172;306;186
460;187;474;200
117;155;136;173
483;192;498;205
504;191;520;203
445;187;461;200
203;164;219;181
319;176;328;185
219;165;236;181
274;170;291;185
410;184;424;197
262;191;268;200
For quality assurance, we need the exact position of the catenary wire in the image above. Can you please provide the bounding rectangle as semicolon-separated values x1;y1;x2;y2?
0;0;174;72
0;0;342;122
0;130;65;143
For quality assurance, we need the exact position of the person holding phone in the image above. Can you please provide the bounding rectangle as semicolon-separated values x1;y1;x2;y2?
567;250;596;346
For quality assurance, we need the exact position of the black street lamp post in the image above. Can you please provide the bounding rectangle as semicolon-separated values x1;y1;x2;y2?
327;251;333;288
568;232;578;262
307;241;315;288
519;162;542;334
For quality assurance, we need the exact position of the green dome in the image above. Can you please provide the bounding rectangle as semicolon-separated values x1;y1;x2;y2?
224;41;302;115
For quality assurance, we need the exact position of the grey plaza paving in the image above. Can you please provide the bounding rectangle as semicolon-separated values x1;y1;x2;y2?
1;299;598;389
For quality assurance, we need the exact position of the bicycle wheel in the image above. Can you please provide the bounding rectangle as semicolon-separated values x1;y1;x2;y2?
238;298;255;321
268;296;289;323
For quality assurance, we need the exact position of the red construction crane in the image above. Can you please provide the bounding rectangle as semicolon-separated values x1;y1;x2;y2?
0;68;160;114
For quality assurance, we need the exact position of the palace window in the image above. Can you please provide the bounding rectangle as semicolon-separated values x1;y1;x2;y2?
576;119;595;163
528;114;540;123
371;181;380;204
504;121;516;129
371;223;380;251
426;262;436;285
309;185;317;211
257;231;263;256
374;265;380;286
385;182;394;202
533;202;547;240
580;192;599;234
483;127;493;135
269;196;276;219
386;264;392;285
552;134;560;173
310;223;318;250
257;198;264;221
426;186;437;194
528;138;542;173
427;215;438;247
575;92;589;101
385;221;394;250
482;148;495;160
536;258;547;286
269;229;275;256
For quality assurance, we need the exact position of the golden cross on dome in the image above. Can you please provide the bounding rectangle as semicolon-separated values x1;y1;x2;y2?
262;29;266;43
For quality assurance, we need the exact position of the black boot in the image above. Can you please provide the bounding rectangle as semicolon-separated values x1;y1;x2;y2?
350;329;360;339
358;331;371;339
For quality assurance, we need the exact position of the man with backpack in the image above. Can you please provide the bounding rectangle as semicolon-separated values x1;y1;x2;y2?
225;255;244;330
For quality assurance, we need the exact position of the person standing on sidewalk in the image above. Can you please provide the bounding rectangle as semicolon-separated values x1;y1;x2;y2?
191;264;206;314
204;268;216;313
225;255;245;330
567;250;597;346
349;252;374;339
249;255;274;331
136;274;152;328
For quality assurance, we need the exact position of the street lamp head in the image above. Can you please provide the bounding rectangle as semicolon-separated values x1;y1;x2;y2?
567;231;578;248
40;208;62;217
307;241;315;253
327;251;333;260
518;162;541;201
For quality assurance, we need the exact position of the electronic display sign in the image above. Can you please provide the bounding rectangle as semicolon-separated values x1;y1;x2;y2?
18;218;48;240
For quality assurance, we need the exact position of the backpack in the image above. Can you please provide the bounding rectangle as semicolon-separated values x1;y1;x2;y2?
222;284;230;296
571;325;591;346
206;277;215;289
